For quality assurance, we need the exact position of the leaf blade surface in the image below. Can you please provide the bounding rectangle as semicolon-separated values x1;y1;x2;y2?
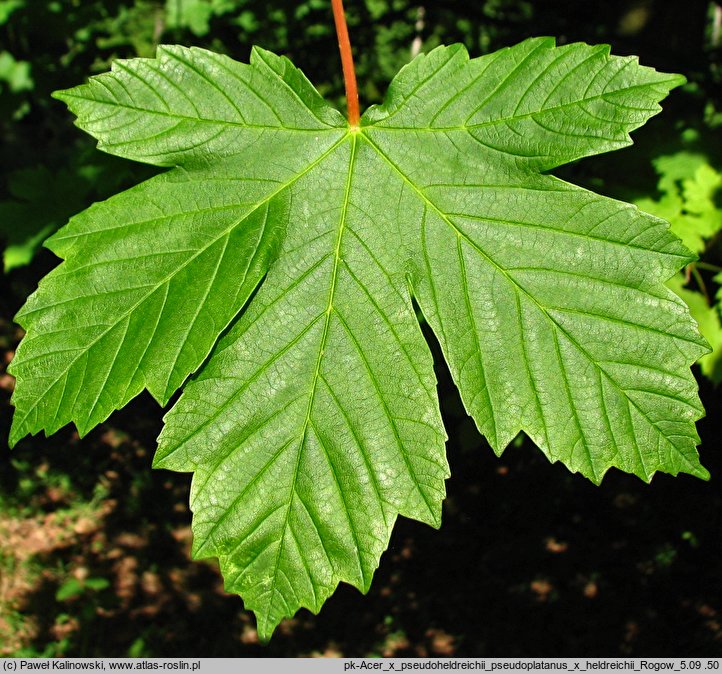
9;38;708;639
155;135;449;639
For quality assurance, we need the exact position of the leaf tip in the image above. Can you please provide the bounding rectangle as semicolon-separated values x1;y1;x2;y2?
150;451;168;470
643;460;710;484
250;44;271;60
52;84;89;106
254;619;276;645
421;501;444;530
667;72;687;90
51;85;88;118
689;462;711;482
577;463;608;486
535;35;557;48
151;433;176;470
7;415;25;450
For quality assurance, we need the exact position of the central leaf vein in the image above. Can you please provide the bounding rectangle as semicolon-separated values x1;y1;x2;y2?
263;132;358;618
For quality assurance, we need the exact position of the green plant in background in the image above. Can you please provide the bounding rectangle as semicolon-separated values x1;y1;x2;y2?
165;0;238;36
0;167;86;272
56;575;110;602
0;157;154;273
0;0;164;273
0;51;32;96
633;150;722;383
0;0;32;122
6;0;712;634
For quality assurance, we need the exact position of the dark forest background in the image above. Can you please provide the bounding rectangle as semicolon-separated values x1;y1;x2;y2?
1;0;722;657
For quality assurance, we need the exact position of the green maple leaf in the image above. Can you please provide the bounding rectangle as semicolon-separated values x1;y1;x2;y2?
8;38;709;639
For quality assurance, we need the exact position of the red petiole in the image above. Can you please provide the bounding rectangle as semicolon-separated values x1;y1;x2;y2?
331;0;360;127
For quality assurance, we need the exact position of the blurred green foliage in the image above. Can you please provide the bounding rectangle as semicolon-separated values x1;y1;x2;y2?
633;152;722;383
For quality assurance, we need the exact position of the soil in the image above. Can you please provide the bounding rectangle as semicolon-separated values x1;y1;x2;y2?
1;252;721;657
